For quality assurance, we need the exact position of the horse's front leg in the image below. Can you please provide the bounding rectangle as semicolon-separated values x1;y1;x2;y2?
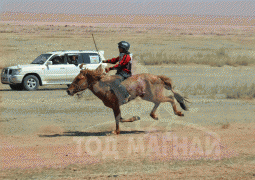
112;107;121;135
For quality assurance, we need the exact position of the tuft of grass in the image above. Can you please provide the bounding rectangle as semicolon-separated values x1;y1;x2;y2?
180;83;255;99
137;47;254;67
224;83;255;99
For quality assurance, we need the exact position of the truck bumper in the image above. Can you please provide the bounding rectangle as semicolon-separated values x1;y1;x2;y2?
1;69;10;84
9;75;23;84
1;74;23;84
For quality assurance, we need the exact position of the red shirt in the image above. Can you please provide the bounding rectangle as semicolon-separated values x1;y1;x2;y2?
106;53;132;74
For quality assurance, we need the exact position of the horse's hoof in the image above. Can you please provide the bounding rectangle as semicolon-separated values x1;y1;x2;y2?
150;114;158;120
176;112;184;117
134;116;140;121
178;113;184;117
112;130;120;135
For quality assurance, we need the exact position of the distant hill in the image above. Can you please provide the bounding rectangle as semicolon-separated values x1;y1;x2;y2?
1;1;254;16
1;12;254;26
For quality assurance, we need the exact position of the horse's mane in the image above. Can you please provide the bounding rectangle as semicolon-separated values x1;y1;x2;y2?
81;68;104;81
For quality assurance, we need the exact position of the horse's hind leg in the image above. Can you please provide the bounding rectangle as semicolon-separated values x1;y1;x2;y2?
120;116;140;122
161;95;184;117
150;103;160;120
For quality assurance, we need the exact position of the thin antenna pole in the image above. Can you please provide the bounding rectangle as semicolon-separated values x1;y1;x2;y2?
92;33;99;52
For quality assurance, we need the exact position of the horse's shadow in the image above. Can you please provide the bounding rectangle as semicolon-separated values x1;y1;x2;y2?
0;88;67;92
39;130;146;137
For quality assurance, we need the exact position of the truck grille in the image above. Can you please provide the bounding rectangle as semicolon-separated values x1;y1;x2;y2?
4;69;8;74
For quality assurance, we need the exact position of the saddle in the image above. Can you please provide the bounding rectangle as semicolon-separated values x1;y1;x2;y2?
100;74;145;97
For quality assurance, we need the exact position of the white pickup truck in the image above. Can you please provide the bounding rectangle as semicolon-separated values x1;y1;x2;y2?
1;50;107;90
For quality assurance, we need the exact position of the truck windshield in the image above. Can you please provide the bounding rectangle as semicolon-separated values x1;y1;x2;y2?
31;54;52;64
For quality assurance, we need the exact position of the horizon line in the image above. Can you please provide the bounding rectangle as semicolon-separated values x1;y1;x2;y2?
2;11;255;18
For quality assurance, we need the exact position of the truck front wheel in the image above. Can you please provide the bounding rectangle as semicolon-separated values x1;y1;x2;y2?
23;75;39;91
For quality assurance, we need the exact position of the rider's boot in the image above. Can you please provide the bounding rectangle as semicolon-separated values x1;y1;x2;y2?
117;84;131;104
122;93;131;104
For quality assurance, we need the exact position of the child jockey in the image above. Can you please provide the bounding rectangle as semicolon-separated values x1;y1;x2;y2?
102;41;132;104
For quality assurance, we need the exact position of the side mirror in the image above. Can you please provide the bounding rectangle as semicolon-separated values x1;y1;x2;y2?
46;61;53;66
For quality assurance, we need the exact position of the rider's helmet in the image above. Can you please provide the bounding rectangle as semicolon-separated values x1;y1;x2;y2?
118;41;130;52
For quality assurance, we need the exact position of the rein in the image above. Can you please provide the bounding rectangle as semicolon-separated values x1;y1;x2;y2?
71;73;106;93
72;80;88;92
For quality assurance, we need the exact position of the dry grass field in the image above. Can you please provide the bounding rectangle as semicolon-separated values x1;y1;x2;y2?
1;12;255;68
1;12;255;98
0;12;255;179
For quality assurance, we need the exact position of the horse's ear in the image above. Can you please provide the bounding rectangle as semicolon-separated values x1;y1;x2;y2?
95;64;103;73
79;63;84;69
96;64;102;70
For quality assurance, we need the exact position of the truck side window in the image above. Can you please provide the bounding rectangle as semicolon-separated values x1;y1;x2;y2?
81;53;90;64
81;53;101;64
67;55;79;64
51;56;64;65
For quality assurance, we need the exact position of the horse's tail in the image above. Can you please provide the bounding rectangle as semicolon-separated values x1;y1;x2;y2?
158;75;172;90
159;75;190;111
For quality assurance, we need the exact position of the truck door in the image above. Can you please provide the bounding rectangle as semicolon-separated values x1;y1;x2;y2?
44;55;67;84
66;54;82;83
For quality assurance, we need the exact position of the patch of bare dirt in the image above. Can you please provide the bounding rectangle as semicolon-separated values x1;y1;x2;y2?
1;122;254;179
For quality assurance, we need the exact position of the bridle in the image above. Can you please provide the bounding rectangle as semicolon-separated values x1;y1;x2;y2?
70;72;106;94
72;80;87;92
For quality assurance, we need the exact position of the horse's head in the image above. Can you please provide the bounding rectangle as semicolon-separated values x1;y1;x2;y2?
66;64;104;96
66;69;88;96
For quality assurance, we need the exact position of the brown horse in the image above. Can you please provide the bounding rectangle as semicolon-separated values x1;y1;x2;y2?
66;64;189;135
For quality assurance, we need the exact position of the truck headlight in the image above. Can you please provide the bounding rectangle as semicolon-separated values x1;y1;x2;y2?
12;69;21;75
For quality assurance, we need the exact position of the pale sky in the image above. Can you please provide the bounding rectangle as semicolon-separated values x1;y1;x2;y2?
1;0;254;16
